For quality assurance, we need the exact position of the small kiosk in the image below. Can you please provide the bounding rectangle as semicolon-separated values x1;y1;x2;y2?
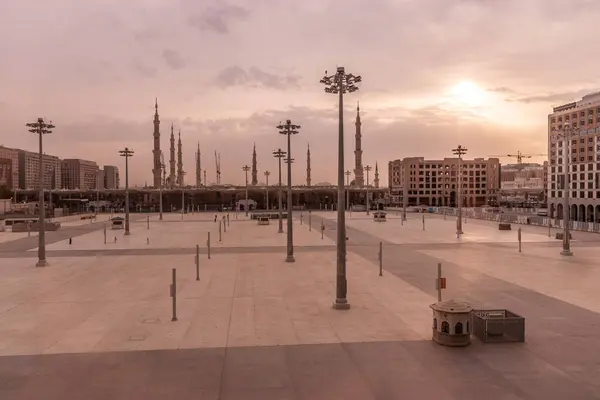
257;216;270;225
430;299;472;347
111;217;124;230
373;211;387;222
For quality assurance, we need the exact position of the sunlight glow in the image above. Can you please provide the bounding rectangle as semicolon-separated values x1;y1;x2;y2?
449;81;486;106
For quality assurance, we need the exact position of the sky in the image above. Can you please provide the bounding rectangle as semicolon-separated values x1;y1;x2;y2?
1;0;600;186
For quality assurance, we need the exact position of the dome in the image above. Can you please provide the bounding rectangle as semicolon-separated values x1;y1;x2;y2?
430;299;472;313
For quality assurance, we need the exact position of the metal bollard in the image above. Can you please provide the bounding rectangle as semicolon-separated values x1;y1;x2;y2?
518;227;522;253
321;221;324;239
378;242;383;276
300;212;303;225
309;211;312;231
401;217;404;226
219;221;222;242
422;214;425;231
27;222;31;237
223;216;227;233
196;244;200;281
147;216;149;230
170;268;178;321
114;236;117;243
227;213;230;226
104;224;107;244
548;218;551;238
69;238;72;245
146;237;149;245
207;232;211;259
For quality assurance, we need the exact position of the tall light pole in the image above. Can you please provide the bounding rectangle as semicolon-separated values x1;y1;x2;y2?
159;151;165;221
273;149;286;233
26;117;54;267
320;66;361;310
180;171;186;220
119;147;134;235
95;169;101;217
345;170;351;211
364;165;372;215
264;171;270;210
277;120;300;263
555;122;575;256
452;145;468;236
242;165;251;215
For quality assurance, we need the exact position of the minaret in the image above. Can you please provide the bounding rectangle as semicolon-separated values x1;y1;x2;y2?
354;102;364;187
169;123;176;188
195;142;202;187
177;130;183;186
152;98;161;188
374;162;380;188
251;143;258;185
306;143;311;187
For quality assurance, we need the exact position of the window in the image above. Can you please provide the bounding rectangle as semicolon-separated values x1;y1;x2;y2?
441;321;449;334
455;322;463;334
433;318;437;329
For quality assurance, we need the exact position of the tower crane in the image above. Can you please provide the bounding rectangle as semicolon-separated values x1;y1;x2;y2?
215;150;221;185
489;150;546;165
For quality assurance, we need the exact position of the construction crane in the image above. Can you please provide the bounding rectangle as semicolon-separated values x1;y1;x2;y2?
490;150;546;165
214;150;221;185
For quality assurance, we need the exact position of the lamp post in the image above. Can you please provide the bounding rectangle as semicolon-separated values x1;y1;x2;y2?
159;151;165;221
273;149;286;233
180;172;186;220
119;147;134;235
364;165;372;215
277;120;300;263
95;170;101;217
554;122;575;256
345;170;351;211
264;171;270;210
242;165;250;216
452;145;468;236
26;117;55;267
320;66;361;310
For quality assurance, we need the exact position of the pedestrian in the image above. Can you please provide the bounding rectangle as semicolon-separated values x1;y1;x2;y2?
214;214;217;222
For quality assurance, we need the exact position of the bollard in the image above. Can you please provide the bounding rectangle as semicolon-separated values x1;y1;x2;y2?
321;221;324;239
104;224;107;244
207;232;211;259
378;242;383;276
401;217;404;226
69;238;72;245
223;216;227;233
309;211;312;231
422;214;425;231
196;244;200;281
27;222;31;237
227;213;230;226
114;236;117;243
219;221;222;242
170;268;178;321
300;212;303;225
548;218;551;238
146;237;149;245
518;227;522;253
147;216;149;230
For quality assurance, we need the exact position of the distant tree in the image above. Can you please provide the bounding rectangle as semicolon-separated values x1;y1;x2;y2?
0;185;13;200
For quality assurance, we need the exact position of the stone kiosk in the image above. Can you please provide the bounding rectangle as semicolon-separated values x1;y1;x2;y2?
111;217;124;230
430;300;472;347
373;211;387;222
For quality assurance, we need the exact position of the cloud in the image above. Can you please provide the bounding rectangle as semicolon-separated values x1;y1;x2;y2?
188;4;250;34
132;61;157;78
506;89;599;104
162;49;186;70
214;66;301;90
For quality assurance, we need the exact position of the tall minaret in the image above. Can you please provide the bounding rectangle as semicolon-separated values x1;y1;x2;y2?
152;99;162;188
374;162;380;188
354;102;364;187
251;143;258;185
169;123;176;187
306;143;311;187
195;142;202;187
177;130;183;186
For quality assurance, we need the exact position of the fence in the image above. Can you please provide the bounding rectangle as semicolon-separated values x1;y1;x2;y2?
471;309;525;343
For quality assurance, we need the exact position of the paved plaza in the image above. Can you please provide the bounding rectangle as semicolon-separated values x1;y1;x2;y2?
0;211;599;399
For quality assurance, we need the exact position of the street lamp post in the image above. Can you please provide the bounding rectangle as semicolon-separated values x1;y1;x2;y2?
264;171;270;210
345;170;351;211
26;117;55;267
452;145;468;236
119;147;134;235
273;149;286;233
320;66;361;310
364;165;372;215
555;122;575;256
277;120;300;263
96;170;101;218
159;151;165;221
242;165;250;216
180;172;186;220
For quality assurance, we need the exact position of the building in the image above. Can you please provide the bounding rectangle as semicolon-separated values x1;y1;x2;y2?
0;146;19;190
388;157;500;207
17;149;61;190
103;165;119;189
61;159;99;190
548;91;600;221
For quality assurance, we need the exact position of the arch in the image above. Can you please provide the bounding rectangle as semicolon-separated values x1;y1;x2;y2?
596;205;600;222
550;203;556;219
571;204;578;221
557;203;563;220
441;321;449;334
579;204;586;222
433;318;437;330
431;197;437;206
455;322;463;335
588;205;594;222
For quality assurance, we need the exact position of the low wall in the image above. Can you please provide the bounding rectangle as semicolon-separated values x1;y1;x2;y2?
12;221;61;232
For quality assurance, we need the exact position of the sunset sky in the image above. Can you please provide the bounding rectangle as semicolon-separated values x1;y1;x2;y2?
1;0;600;186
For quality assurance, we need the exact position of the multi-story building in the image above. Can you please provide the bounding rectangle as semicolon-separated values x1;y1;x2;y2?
388;157;500;207
548;91;600;222
17;149;61;190
61;159;99;190
103;165;119;189
0;146;19;190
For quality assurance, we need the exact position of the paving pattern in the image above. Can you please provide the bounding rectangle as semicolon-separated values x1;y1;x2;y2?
0;211;599;399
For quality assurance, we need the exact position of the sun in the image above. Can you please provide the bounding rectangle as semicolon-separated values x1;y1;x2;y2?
449;81;486;106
